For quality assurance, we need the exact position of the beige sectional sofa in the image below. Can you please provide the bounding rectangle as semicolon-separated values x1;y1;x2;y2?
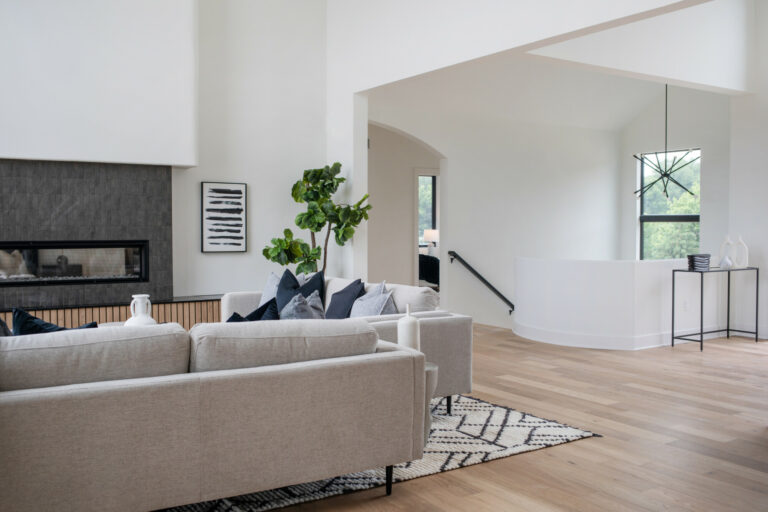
0;320;425;511
221;276;473;401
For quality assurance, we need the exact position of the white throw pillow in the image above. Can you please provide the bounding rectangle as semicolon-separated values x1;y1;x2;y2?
259;271;312;307
349;281;397;317
258;272;281;307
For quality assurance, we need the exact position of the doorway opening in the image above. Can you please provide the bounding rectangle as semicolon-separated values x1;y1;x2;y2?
418;173;439;290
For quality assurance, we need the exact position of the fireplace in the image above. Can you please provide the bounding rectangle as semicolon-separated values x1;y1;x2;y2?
0;241;148;286
0;158;172;309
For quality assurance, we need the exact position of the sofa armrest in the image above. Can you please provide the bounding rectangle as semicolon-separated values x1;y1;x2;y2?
220;291;263;320
369;313;472;398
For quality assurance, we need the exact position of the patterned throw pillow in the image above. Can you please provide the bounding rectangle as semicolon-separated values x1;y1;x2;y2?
280;290;325;320
349;282;397;317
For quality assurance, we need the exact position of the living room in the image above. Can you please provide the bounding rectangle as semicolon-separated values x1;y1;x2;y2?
1;1;767;511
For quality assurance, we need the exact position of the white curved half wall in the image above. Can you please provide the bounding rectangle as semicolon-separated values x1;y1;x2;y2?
513;257;727;350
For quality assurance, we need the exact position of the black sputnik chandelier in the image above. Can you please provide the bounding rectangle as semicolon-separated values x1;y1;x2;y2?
634;84;700;199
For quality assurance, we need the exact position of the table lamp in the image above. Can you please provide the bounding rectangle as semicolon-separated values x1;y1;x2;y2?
423;229;439;255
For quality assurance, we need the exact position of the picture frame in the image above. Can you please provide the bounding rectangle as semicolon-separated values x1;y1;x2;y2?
201;182;247;253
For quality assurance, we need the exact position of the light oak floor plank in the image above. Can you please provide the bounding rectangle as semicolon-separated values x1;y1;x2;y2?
292;325;768;511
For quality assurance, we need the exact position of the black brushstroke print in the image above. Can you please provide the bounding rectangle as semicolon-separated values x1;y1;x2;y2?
209;188;243;195
205;208;243;214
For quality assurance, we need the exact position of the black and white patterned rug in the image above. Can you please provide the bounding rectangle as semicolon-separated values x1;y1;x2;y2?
164;396;598;512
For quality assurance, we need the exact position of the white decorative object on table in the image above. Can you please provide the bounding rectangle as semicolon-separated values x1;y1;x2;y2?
732;236;749;268
397;304;420;351
719;235;733;269
125;294;157;326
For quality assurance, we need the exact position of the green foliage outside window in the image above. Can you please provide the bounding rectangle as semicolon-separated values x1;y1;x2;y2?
640;150;700;260
418;176;434;244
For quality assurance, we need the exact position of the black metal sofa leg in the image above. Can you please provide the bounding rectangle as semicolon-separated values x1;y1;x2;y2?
386;465;393;495
446;395;452;415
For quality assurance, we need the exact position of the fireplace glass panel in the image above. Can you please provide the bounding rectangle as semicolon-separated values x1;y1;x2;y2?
0;241;147;285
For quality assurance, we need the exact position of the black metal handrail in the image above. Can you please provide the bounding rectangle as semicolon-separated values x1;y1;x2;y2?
448;250;515;315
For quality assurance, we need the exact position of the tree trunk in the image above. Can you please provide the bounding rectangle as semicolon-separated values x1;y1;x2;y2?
322;224;332;273
310;231;316;249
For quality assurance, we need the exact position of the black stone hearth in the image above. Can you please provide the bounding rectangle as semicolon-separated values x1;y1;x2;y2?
0;159;172;309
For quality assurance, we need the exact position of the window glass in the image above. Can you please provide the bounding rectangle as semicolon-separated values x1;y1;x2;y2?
641;150;700;215
418;176;435;244
639;149;700;260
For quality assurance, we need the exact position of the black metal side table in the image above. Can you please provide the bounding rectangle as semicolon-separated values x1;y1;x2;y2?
671;267;759;351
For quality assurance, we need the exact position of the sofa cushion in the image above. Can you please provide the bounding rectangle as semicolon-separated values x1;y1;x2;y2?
12;308;97;335
325;278;365;319
379;282;439;313
275;270;325;313
0;323;190;391
189;318;378;372
325;277;439;314
280;290;325;320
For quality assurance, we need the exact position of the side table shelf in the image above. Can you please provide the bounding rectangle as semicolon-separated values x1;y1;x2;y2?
671;267;759;351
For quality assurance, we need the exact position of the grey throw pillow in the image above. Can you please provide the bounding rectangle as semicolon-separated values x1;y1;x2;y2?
349;282;397;317
280;290;325;320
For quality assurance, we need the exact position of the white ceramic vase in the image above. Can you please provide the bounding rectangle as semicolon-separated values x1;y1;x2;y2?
125;294;157;326
397;304;420;351
719;235;733;268
732;236;749;268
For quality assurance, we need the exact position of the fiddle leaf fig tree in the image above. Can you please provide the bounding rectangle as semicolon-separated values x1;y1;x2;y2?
262;229;321;275
262;162;371;274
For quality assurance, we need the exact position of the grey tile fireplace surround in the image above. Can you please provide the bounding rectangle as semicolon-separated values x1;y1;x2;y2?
0;159;172;309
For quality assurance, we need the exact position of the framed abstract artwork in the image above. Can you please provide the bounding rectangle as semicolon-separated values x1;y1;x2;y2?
201;182;247;252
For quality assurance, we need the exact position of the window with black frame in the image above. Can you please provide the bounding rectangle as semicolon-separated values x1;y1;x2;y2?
418;175;437;246
639;149;700;260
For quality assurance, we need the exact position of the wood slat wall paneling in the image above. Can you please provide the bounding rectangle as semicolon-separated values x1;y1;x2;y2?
0;300;221;330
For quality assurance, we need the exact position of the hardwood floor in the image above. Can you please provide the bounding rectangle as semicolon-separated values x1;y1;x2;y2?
296;325;768;511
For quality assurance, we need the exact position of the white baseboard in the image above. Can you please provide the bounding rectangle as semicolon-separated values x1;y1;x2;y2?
513;321;731;351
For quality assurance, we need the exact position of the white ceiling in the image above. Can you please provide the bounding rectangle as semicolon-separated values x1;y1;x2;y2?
367;51;676;132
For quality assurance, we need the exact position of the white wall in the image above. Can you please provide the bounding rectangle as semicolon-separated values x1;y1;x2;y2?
325;0;698;279
172;0;327;296
367;123;441;286
515;258;723;349
436;120;620;328
728;0;768;334
531;0;755;94
0;0;196;166
618;86;731;260
368;56;627;328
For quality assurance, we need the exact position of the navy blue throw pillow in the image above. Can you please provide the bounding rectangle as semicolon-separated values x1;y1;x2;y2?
226;298;279;323
275;270;325;313
12;308;98;336
325;279;366;319
0;317;12;337
226;312;247;323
